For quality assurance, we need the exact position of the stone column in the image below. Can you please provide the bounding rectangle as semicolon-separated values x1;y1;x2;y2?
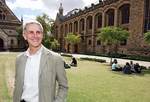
92;15;95;53
84;17;87;52
72;21;74;33
114;9;118;26
102;12;105;27
77;20;80;34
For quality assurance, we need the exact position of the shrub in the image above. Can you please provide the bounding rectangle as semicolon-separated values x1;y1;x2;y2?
80;57;106;63
61;53;72;57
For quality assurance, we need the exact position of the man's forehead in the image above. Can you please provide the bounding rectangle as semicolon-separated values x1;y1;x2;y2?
26;24;42;30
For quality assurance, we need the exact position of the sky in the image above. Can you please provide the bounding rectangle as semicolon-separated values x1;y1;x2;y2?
6;0;99;22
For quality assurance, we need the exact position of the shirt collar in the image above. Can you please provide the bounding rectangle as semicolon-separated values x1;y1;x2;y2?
25;45;43;57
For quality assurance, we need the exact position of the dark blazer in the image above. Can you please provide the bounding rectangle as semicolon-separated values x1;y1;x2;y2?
13;46;68;102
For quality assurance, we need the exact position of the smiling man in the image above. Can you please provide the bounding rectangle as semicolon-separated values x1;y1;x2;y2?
13;20;68;102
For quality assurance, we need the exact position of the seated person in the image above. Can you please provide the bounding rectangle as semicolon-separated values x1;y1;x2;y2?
64;61;71;69
130;61;135;72
123;62;132;74
134;63;141;73
111;59;122;71
70;57;77;67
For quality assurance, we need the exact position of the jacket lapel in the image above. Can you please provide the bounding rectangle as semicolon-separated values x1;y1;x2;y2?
20;54;28;89
39;47;51;77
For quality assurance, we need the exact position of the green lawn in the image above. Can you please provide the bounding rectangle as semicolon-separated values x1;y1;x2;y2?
0;53;150;102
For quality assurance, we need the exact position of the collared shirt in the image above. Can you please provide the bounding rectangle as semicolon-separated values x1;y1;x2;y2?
21;46;43;102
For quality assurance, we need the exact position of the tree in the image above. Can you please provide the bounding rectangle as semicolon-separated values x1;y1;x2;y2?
65;33;81;53
97;26;129;64
16;26;27;50
144;31;150;44
36;13;59;50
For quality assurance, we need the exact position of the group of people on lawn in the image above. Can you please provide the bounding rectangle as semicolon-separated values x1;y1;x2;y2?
111;59;142;74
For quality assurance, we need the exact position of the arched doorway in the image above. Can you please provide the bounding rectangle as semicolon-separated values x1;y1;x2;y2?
67;43;70;53
74;44;78;53
0;38;4;50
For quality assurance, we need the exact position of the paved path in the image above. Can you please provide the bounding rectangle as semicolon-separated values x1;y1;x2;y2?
70;53;150;68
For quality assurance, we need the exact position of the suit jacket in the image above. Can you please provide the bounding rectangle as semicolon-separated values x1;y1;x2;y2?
13;46;68;102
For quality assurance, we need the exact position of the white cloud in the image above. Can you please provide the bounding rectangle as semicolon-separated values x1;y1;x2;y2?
82;0;99;6
6;0;44;10
23;14;36;21
6;0;99;21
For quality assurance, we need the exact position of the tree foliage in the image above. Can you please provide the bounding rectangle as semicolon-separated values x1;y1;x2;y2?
144;31;150;44
36;13;59;50
97;26;129;64
97;27;129;46
65;33;81;44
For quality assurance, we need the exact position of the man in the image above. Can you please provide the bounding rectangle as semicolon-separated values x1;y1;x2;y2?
13;20;68;102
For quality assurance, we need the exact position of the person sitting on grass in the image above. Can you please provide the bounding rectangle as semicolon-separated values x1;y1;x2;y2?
111;59;122;71
123;62;132;74
64;61;71;69
130;61;135;73
70;57;77;67
134;63;142;73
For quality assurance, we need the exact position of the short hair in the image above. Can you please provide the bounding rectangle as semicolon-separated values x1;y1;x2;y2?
23;20;43;34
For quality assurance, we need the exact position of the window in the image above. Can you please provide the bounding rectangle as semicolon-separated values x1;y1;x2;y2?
120;39;127;46
0;10;6;20
144;0;150;32
88;40;91;45
97;40;101;45
106;9;114;26
120;4;130;24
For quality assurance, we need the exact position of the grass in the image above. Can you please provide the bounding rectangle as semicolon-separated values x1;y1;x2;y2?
0;53;17;102
0;53;150;102
65;57;150;102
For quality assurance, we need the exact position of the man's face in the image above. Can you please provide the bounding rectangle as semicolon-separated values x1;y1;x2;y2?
23;23;43;48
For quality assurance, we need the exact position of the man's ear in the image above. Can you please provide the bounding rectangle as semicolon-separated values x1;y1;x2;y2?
23;33;27;40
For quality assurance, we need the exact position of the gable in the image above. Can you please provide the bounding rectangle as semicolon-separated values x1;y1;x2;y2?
0;1;21;24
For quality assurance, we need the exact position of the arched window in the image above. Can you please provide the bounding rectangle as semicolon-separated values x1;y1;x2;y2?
0;38;4;50
95;13;102;29
105;9;115;26
0;10;6;20
80;18;84;31
65;24;68;36
69;23;72;32
119;4;130;24
74;21;78;32
87;16;92;29
144;0;150;32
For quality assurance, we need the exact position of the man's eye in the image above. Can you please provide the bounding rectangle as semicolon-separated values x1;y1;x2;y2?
36;31;41;34
29;31;34;34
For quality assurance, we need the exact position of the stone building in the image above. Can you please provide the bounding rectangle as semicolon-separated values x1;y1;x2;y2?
0;0;22;51
54;0;150;56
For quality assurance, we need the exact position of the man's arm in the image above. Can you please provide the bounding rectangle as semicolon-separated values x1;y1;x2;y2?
54;55;68;102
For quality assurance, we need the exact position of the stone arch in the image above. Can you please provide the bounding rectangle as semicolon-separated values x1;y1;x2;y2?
0;38;4;50
118;3;130;24
0;30;8;50
116;0;130;9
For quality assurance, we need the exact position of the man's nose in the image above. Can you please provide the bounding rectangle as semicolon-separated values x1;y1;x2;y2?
33;32;38;37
